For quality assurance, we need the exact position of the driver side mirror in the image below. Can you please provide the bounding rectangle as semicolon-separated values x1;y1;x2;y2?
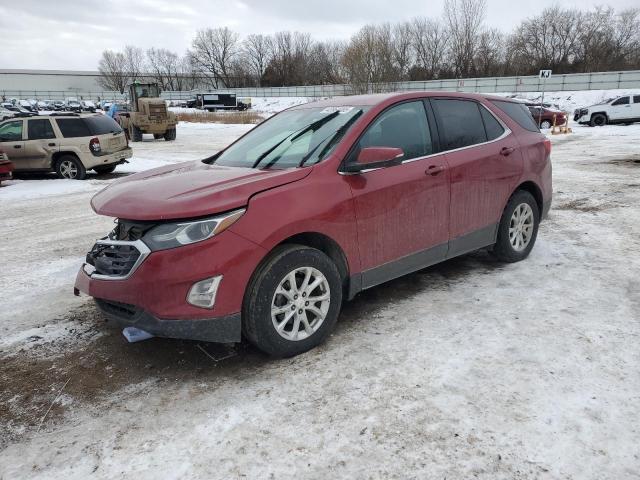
343;146;404;173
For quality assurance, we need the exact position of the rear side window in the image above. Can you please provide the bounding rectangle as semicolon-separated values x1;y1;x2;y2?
432;99;487;150
611;96;629;106
480;107;505;141
55;118;91;138
491;100;539;132
634;96;640;104
84;115;123;135
358;101;432;160
28;119;56;140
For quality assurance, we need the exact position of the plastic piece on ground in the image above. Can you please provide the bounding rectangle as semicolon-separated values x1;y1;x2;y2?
122;327;154;343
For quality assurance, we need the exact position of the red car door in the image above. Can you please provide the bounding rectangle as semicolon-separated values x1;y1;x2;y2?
431;98;522;256
342;100;450;288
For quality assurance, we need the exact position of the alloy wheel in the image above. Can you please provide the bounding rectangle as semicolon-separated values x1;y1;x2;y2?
271;266;331;341
59;160;78;179
509;203;534;251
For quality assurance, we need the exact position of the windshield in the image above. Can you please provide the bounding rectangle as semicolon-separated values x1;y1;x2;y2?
134;84;160;98
213;106;368;169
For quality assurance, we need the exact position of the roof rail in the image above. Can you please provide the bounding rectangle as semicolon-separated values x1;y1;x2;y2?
45;112;80;117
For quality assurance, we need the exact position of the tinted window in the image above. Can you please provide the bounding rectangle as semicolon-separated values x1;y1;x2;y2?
84;115;122;135
432;99;487;150
28;119;56;140
55;118;91;138
634;96;640;104
611;96;629;106
358;101;432;160
480;106;505;141
491;100;539;132
0;120;23;141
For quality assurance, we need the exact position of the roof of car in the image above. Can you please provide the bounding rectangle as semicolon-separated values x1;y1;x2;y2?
288;91;516;110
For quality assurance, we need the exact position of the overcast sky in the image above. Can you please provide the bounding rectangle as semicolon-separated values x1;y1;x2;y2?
1;0;637;70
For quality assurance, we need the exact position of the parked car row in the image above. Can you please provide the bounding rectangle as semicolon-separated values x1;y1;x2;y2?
1;97;105;113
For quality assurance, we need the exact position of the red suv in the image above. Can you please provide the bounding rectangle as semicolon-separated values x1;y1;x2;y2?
75;92;552;357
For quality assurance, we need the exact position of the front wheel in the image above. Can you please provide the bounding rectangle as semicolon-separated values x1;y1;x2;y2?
243;245;343;357
129;125;143;142
164;128;176;141
590;113;607;127
55;155;86;180
491;190;540;263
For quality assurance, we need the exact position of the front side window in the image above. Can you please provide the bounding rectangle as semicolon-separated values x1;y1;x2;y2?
433;99;487;150
634;95;640;104
213;106;369;169
0;120;23;141
611;96;630;106
355;101;432;161
28;119;56;140
55;118;91;138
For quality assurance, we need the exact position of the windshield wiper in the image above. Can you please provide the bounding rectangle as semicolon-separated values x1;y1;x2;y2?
251;111;340;169
298;110;363;167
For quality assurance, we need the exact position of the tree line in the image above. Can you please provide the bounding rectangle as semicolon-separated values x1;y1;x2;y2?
98;0;640;94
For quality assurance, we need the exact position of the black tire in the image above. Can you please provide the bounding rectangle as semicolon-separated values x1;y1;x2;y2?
491;190;540;263
540;120;552;129
153;133;163;139
590;113;607;127
130;125;143;142
164;128;176;141
242;244;343;358
55;154;86;180
93;164;117;175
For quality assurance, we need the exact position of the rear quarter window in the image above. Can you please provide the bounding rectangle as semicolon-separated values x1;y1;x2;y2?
55;118;91;138
491;100;539;132
83;115;123;135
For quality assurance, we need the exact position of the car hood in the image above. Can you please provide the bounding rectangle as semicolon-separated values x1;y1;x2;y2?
91;160;312;221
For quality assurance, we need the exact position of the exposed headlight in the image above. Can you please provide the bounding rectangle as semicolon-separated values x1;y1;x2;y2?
143;209;245;251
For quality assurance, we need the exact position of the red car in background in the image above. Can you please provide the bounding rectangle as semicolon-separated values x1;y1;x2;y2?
527;105;567;129
0;149;14;185
75;92;552;357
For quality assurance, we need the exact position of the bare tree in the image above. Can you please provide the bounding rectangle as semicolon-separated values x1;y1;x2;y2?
474;28;504;76
123;45;145;83
97;50;129;93
191;27;240;88
243;34;272;86
444;0;487;77
410;17;449;79
146;48;182;90
393;21;413;80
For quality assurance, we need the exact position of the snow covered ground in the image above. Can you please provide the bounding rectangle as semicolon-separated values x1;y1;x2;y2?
1;119;639;479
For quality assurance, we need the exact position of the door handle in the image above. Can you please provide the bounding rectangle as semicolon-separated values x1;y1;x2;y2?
426;165;445;176
48;142;56;147
14;145;21;149
500;147;515;156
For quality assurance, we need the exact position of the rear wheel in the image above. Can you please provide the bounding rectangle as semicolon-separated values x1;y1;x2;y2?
491;190;540;263
164;128;176;141
540;120;552;129
590;113;607;127
93;164;117;175
129;125;143;142
243;245;343;358
55;155;86;180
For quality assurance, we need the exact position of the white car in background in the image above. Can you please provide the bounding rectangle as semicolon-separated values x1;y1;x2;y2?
574;94;640;126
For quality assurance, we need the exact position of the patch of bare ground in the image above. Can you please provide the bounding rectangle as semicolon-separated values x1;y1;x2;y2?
176;111;265;124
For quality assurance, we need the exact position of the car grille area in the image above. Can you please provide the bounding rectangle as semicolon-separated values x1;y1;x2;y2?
95;298;140;320
86;242;141;277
